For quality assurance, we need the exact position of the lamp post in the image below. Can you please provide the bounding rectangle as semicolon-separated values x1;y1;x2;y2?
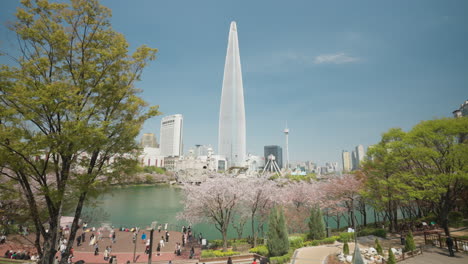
133;229;138;263
148;221;157;264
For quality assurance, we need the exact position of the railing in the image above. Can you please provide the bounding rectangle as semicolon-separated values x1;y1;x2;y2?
424;231;468;252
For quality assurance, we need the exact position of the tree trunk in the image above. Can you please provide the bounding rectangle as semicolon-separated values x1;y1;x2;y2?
60;192;87;264
222;228;228;252
252;213;257;247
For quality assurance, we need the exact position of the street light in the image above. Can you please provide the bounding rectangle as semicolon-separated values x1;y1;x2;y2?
147;221;157;264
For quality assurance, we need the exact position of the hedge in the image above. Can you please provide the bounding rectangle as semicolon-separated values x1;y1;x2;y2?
249;245;269;256
200;250;240;258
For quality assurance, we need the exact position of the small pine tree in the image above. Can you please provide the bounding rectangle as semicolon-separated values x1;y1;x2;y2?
267;206;289;257
387;248;396;264
308;206;326;240
404;231;416;252
375;238;383;255
343;240;350;255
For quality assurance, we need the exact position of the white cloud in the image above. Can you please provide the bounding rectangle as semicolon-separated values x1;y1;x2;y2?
313;53;359;64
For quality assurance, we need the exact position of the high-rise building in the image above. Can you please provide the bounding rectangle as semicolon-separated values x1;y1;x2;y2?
351;150;358;170
342;150;352;172
160;114;183;157
218;21;246;167
140;133;158;148
356;144;366;168
264;145;283;169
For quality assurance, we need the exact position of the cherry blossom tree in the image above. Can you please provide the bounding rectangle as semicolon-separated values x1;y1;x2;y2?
238;177;277;247
323;174;364;228
178;176;242;251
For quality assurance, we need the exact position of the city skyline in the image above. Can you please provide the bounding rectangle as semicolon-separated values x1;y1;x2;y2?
0;0;466;165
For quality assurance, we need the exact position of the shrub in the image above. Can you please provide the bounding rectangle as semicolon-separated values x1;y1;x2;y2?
289;236;304;249
404;231;416;252
343;241;349;255
357;227;387;238
448;211;463;227
320;236;338;245
375;238;383;255
387;248;396;264
338;232;354;242
267;206;289;257
373;228;387;238
269;249;294;264
249;245;269;256
200;250;240;258
308;206;326;240
303;240;319;247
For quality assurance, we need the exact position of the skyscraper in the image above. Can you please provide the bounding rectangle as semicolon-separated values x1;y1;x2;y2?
160;114;183;157
356;144;366;168
218;21;246;167
264;145;283;169
141;133;158;148
351;150;358;170
342;150;352;172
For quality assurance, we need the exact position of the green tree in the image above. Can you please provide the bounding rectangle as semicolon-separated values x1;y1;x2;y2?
0;0;158;263
308;206;326;240
387;248;396;264
403;118;468;235
343;241;350;255
404;231;416;252
375;238;383;255
267;206;289;257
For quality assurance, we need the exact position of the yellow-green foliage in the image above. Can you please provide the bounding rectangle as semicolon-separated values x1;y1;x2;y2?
249;245;269;256
200;250;240;258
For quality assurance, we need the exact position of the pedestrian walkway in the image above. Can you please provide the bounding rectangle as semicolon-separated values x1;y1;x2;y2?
399;247;467;264
291;243;342;264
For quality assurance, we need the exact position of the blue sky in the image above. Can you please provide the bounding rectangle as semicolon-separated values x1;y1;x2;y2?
1;0;467;166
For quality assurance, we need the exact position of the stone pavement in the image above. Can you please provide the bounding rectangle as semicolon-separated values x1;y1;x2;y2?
291;243;343;264
399;247;467;264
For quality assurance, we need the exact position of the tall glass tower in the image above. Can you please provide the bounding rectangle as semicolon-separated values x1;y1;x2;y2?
218;21;246;167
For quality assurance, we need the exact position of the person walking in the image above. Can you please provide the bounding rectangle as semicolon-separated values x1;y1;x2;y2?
81;232;85;243
446;236;455;257
104;246;109;261
141;232;147;244
190;247;195;259
227;257;233;264
165;231;169;242
94;242;99;256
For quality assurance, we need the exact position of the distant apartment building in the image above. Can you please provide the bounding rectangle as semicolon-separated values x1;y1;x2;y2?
160;114;183;157
342;150;352;172
351;150;358;171
453;99;468;117
140;147;164;167
264;145;283;169
141;133;158;148
355;144;366;168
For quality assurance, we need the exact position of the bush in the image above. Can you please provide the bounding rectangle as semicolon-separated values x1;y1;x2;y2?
357;227;387;238
289;236;304;249
343;241;349;255
200;250;240;258
269;249;294;264
209;240;227;248
404;231;416;252
320;236;338;244
448;211;463;227
249;245;269;256
338;232;354;242
375;238;383;255
303;240;319;247
387;248;396;264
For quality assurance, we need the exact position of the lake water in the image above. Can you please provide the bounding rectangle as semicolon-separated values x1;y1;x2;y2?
83;184;378;240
